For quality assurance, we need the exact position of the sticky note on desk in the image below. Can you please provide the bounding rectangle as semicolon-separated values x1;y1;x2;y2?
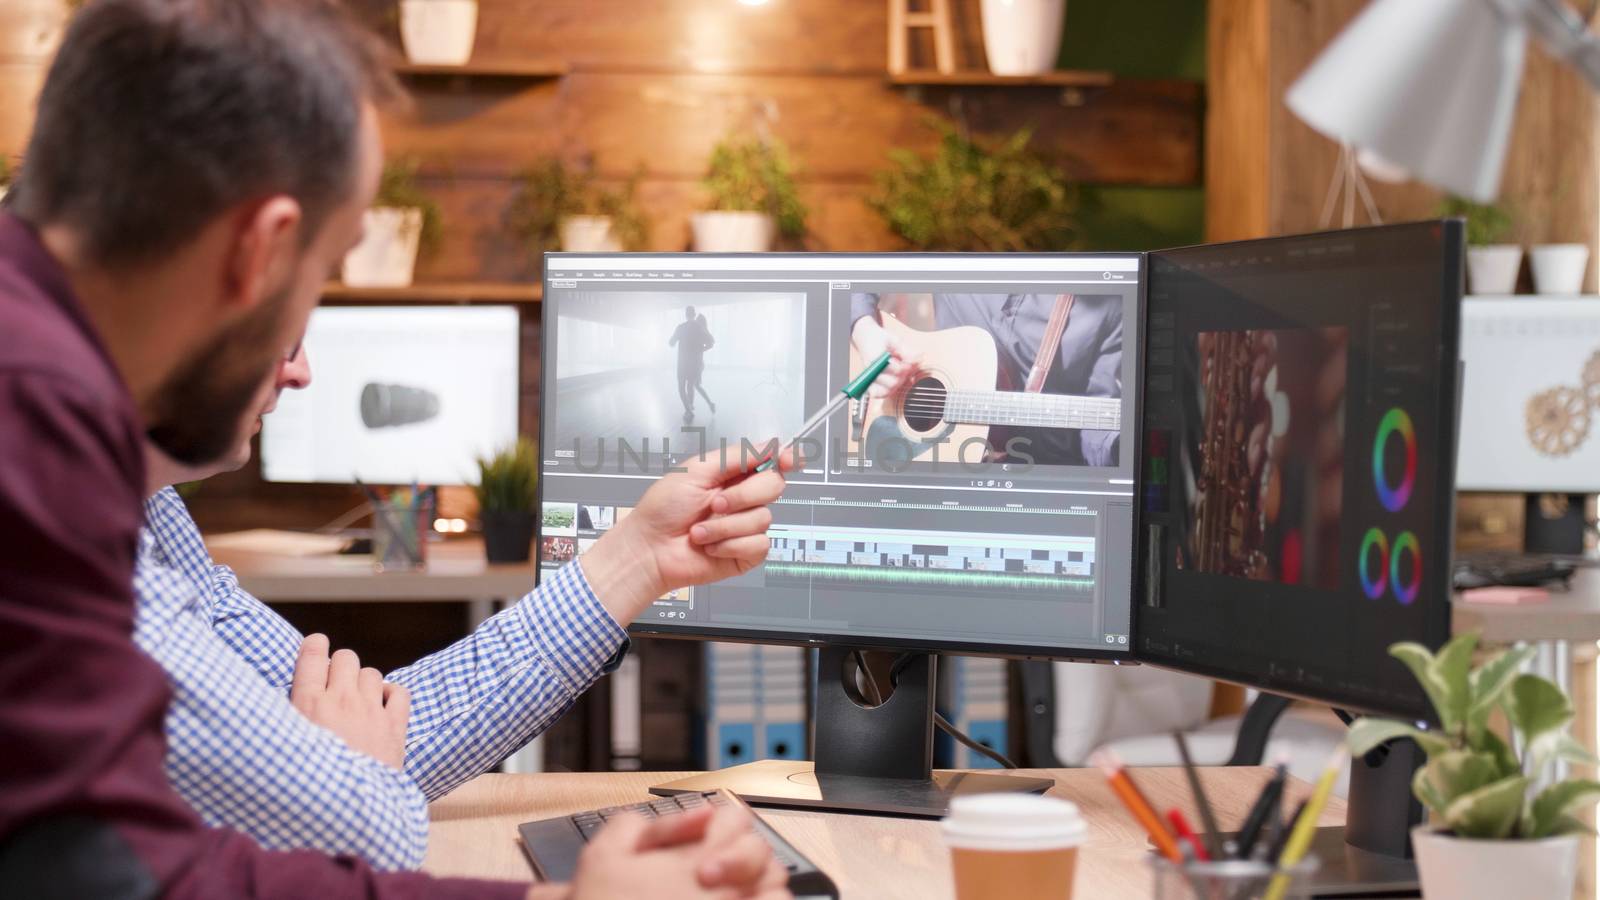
1462;586;1550;605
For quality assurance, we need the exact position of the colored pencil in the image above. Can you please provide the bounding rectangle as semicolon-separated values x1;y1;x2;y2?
1092;751;1183;864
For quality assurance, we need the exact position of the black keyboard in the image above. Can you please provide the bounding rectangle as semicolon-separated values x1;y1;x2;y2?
518;789;838;899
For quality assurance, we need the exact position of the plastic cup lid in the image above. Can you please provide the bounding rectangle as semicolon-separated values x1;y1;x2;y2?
942;794;1088;852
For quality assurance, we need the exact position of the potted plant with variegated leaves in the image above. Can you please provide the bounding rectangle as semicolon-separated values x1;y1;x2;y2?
1348;631;1600;900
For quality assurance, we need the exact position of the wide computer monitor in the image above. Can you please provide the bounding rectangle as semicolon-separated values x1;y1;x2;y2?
1136;221;1463;890
539;252;1144;812
262;305;522;485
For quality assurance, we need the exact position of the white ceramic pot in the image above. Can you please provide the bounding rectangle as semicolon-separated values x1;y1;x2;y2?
560;215;622;253
980;0;1067;77
399;0;478;66
1530;243;1590;295
341;207;422;288
690;211;775;253
1465;244;1522;295
1411;828;1578;900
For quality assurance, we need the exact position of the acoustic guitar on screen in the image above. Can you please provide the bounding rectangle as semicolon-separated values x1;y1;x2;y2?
854;313;1121;467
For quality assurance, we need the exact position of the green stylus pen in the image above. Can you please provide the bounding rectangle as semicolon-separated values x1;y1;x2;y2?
754;350;893;473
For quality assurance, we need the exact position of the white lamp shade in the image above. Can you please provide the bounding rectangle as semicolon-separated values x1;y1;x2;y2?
1286;0;1527;202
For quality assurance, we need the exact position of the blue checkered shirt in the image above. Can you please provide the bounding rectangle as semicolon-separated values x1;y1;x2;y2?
132;487;627;870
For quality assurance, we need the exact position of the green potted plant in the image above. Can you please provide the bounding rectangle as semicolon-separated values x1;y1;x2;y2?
342;158;442;288
871;122;1077;251
399;0;478;66
1438;195;1519;295
508;157;648;255
693;135;806;252
1348;631;1600;900
474;437;538;564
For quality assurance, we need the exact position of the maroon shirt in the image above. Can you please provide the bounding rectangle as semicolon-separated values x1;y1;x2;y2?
0;212;524;899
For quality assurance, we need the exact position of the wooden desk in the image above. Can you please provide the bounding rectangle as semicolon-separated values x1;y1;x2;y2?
1454;567;1600;644
423;768;1343;899
210;536;536;624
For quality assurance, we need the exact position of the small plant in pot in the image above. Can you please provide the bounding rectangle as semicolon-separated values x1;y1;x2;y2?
508;157;648;256
692;136;807;252
474;438;538;564
342;158;442;288
1438;195;1519;295
871;121;1077;252
399;0;479;66
1348;631;1600;900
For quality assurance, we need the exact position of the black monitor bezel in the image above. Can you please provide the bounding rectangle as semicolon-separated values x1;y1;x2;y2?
536;250;1148;664
1129;221;1462;721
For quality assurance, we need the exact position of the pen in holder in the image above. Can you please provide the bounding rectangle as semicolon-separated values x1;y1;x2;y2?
1149;856;1319;900
370;488;434;573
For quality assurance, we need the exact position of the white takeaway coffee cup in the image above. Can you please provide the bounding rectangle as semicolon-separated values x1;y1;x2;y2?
942;793;1088;900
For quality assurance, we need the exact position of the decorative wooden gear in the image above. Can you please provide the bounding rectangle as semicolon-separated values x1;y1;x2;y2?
1526;385;1592;457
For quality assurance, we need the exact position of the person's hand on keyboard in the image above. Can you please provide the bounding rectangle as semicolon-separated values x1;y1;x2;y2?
567;802;791;900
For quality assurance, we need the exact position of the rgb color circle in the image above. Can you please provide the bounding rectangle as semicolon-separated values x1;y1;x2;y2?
1391;531;1421;605
1359;528;1389;600
1373;408;1417;513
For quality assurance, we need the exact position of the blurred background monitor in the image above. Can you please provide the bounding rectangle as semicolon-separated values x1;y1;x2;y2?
1456;297;1600;492
261;305;521;486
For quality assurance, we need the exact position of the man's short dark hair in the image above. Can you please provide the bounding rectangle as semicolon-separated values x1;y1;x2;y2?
12;0;400;267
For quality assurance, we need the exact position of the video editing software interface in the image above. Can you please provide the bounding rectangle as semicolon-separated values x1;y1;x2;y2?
539;254;1141;655
1136;223;1460;718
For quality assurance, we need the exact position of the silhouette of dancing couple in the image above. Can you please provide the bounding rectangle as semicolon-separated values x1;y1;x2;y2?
669;306;716;424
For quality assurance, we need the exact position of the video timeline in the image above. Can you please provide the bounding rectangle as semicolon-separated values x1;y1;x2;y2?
764;525;1096;597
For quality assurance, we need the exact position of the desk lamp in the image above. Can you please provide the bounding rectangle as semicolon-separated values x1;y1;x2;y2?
1287;0;1600;204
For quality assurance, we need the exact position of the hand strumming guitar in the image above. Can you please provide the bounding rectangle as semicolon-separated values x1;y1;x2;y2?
849;315;922;398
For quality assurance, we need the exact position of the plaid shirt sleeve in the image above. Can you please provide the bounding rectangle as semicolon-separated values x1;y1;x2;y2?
133;506;431;871
206;561;304;690
391;559;628;799
149;488;629;804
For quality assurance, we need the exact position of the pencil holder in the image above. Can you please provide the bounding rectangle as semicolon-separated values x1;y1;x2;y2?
372;496;433;573
1148;856;1319;900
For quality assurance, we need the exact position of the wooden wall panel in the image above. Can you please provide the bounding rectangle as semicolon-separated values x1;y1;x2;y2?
0;65;44;154
385;76;1199;185
0;1;1204;533
0;0;64;64
1205;0;1270;242
411;176;899;283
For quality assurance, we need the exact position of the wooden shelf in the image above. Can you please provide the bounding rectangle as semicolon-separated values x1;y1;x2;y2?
395;60;569;81
321;282;541;304
888;69;1114;88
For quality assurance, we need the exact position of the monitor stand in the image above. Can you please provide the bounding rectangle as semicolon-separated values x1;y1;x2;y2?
1209;711;1424;898
650;648;1053;817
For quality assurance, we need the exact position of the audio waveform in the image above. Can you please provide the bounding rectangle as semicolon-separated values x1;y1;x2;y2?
765;562;1093;592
